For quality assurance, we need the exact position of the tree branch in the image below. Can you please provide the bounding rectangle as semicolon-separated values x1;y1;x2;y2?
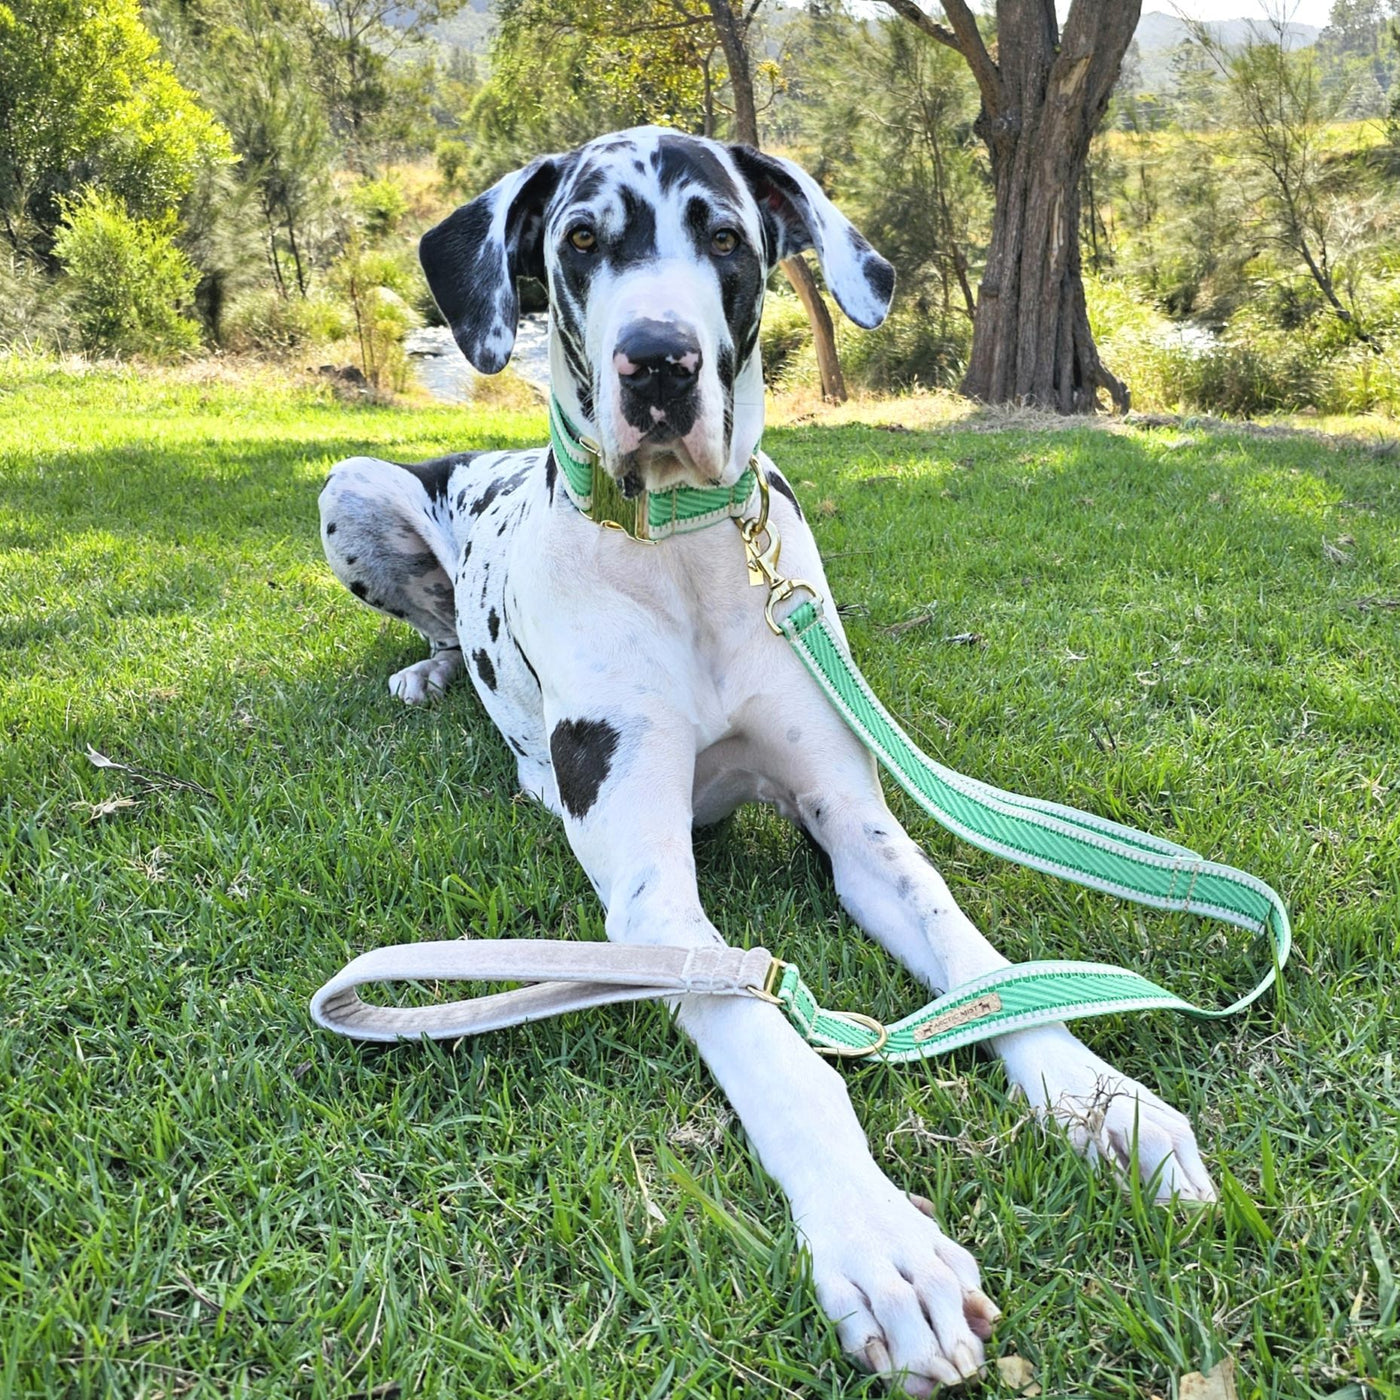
880;0;1002;114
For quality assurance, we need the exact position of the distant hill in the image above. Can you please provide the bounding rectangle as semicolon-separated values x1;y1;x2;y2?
1134;9;1321;90
431;0;494;54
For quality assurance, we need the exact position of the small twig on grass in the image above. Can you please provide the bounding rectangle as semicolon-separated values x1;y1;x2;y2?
884;1107;1037;1157
342;1283;388;1383
86;745;214;798
882;605;937;636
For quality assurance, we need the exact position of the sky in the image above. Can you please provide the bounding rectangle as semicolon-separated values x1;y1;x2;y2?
1144;1;1335;25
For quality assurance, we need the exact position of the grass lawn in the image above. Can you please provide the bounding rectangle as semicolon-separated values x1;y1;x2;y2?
2;360;1397;1399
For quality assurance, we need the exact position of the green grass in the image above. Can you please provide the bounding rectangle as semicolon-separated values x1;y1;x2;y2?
2;360;1398;1399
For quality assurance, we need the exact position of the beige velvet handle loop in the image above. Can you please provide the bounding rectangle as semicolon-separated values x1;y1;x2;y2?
310;939;776;1043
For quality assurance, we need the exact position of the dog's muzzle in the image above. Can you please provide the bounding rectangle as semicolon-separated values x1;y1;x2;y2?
614;318;702;432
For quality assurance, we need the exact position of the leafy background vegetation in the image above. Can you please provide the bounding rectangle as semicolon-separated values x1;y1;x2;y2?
4;0;1400;414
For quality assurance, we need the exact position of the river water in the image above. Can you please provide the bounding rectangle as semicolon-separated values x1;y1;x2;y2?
404;312;551;402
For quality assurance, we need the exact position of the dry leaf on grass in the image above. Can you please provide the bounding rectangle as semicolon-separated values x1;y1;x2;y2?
996;1354;1040;1395
70;796;141;821
1179;1357;1238;1400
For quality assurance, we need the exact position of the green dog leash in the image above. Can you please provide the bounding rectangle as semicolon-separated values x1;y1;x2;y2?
311;409;1291;1059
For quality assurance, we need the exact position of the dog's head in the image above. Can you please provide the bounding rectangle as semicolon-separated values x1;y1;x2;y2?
420;127;894;494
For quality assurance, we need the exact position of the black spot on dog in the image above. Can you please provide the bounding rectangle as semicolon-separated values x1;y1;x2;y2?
349;581;367;599
473;649;497;691
545;448;558;501
896;875;913;898
488;608;500;641
462;541;472;564
631;877;648;900
395;452;478;502
509;736;526;755
864;823;889;843
655;134;742;202
470;480;502;517
512;635;541;690
325;522;337;535
768;469;803;521
550;718;620;819
865;255;895;306
607;187;658;269
457;490;468;511
345;554;357;565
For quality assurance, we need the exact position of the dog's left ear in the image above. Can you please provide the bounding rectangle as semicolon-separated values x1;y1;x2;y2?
420;154;572;373
728;146;895;330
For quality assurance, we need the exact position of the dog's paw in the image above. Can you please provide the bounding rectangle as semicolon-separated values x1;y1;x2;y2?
388;652;462;706
800;1182;998;1395
998;1026;1216;1203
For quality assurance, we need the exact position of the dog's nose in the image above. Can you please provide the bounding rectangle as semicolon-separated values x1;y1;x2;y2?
613;320;702;408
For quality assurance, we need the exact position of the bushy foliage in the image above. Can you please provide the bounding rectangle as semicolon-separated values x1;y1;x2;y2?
1088;272;1400;415
759;292;813;389
0;0;232;252
52;190;201;357
0;252;72;351
330;238;422;390
220;286;352;352
445;0;722;191
777;11;984;394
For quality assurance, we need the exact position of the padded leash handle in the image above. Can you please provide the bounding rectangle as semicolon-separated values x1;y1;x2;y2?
309;939;775;1043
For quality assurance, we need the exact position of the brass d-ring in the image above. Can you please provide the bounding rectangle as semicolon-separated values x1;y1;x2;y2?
815;1013;889;1059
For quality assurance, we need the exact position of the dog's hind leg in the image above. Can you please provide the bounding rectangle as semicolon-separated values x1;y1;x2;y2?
320;456;465;704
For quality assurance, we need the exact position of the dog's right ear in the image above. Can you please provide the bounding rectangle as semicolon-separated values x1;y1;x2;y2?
420;155;572;374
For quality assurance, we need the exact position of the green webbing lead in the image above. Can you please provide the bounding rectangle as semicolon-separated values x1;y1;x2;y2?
768;599;1292;1061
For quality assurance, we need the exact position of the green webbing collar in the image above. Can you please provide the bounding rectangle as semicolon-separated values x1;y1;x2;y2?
548;395;758;541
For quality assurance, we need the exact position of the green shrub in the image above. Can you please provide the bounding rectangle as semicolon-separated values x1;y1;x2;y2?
331;240;422;392
841;295;970;393
52;190;200;358
759;292;812;388
0;252;72;352
351;177;409;239
221;288;353;354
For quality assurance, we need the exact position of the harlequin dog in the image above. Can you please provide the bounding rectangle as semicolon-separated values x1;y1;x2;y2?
319;127;1215;1394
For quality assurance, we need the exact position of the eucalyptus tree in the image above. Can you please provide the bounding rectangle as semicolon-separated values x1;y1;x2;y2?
883;0;1141;412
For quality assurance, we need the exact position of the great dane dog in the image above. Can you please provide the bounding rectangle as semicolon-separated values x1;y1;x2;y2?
319;126;1215;1393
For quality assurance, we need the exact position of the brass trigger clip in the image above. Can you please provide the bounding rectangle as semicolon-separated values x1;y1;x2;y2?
735;462;820;635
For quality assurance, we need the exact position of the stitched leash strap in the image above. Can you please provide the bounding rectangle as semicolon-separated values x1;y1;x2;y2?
311;940;775;1043
310;453;1291;1060
768;598;1292;1060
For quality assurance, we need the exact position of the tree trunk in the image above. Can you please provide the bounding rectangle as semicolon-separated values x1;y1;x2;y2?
707;0;848;401
885;0;1139;413
781;254;848;400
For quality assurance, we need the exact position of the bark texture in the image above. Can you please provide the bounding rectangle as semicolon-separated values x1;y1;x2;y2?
886;0;1140;413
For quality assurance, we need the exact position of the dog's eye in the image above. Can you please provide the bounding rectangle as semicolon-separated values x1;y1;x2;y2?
568;227;597;253
711;228;740;256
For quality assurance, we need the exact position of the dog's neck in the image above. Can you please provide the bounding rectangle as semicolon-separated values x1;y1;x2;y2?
546;317;766;493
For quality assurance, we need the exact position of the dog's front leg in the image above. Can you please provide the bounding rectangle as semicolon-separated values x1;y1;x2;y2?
794;759;1217;1204
551;707;996;1393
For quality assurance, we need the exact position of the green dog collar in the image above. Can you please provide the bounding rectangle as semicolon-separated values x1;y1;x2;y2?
548;395;758;542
